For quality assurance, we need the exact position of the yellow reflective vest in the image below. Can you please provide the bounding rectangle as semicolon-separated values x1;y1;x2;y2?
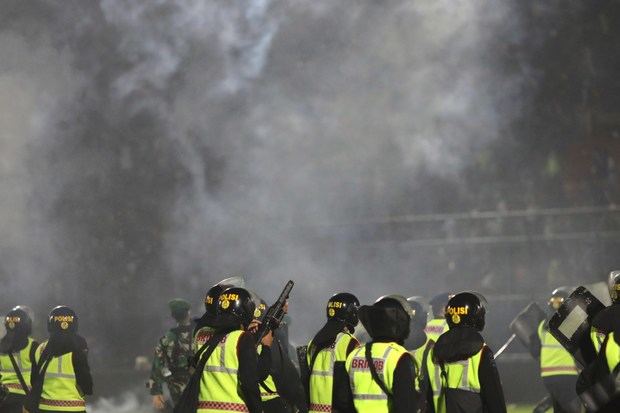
345;342;410;413
427;346;483;413
34;341;86;412
307;332;359;413
424;319;449;345
605;332;620;373
538;321;578;377
198;330;249;413
0;337;37;395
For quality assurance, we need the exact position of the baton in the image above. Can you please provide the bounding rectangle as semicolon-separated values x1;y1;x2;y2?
494;333;517;359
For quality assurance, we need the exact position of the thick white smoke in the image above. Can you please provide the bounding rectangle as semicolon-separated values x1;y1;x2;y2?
0;2;534;407
162;0;527;339
0;33;82;302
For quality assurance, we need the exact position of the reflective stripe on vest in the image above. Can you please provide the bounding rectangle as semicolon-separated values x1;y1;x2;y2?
345;342;409;413
35;341;85;412
0;337;35;395
605;332;620;373
538;321;578;377
428;347;483;413
198;330;249;413
308;332;358;413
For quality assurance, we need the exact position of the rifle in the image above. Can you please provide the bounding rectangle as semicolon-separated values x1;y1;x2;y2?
256;280;294;346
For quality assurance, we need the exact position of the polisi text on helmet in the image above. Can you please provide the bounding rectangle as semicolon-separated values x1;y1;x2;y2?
53;315;74;323
328;301;345;309
220;293;239;301
446;306;469;315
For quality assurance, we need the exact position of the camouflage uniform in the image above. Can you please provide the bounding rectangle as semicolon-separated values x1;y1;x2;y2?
149;324;194;405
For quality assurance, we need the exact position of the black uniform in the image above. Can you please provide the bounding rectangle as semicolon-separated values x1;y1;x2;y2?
259;327;308;413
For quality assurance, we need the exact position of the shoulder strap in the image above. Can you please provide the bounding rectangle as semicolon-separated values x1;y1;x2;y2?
437;361;448;410
29;341;39;365
172;333;224;413
365;343;392;400
8;352;30;396
195;332;224;368
26;354;53;413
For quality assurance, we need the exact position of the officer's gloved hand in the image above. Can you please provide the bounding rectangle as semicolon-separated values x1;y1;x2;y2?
152;394;166;410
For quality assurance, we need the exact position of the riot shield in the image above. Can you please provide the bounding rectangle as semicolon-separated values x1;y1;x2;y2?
509;302;546;359
549;286;606;367
579;370;620;412
585;281;612;307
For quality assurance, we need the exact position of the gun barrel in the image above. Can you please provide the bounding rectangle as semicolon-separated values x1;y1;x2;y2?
255;280;295;345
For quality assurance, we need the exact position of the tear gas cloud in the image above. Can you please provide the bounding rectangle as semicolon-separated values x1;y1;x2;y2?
0;0;536;404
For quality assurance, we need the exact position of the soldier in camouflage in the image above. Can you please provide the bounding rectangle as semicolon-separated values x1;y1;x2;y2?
149;299;194;410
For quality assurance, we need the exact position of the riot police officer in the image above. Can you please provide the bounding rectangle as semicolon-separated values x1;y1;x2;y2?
253;294;307;413
27;306;92;413
150;299;194;410
0;307;39;413
306;293;360;413
193;277;245;353
404;296;428;373
590;271;620;353
424;292;506;413
537;288;581;413
574;312;620;412
404;296;429;406
193;287;262;413
334;295;419;413
425;293;451;346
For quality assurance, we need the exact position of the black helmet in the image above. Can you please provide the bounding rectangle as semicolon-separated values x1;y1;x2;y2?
216;287;255;328
548;286;573;311
429;292;452;318
326;293;360;330
359;295;413;343
445;292;486;331
406;296;428;330
5;307;32;335
48;306;78;334
608;271;620;304
204;276;246;315
249;292;268;322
